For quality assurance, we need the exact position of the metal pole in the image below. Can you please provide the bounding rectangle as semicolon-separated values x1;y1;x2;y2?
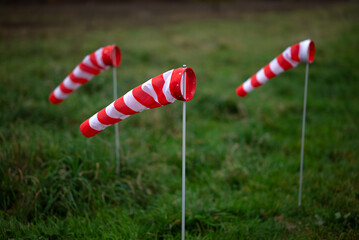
298;63;309;207
113;48;120;175
181;65;187;240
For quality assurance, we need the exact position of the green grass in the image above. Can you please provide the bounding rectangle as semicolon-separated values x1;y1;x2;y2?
1;2;359;239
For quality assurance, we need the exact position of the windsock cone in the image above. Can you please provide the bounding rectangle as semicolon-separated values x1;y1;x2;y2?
236;39;315;97
80;67;197;138
49;45;121;104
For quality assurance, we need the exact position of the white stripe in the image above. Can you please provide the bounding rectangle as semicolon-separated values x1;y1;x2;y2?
180;72;184;96
299;39;311;63
163;69;173;80
73;66;95;80
269;58;284;75
282;47;299;67
123;90;148;112
162;70;176;103
105;102;130;120
95;48;108;69
89;113;109;131
243;79;254;93
256;68;268;84
63;76;82;90
142;79;159;104
53;86;69;99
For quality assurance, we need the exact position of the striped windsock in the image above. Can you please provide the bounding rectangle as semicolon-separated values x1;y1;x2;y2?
236;39;315;97
80;67;197;138
49;45;121;104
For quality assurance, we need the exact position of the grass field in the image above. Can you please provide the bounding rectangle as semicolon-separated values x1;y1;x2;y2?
1;2;358;239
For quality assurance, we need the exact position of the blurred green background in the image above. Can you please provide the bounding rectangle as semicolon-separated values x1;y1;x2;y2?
0;1;358;239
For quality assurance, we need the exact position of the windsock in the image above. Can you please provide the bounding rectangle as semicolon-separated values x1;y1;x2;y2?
80;67;197;138
236;39;315;97
49;45;121;104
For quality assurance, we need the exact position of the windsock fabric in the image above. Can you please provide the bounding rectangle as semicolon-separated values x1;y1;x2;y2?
80;67;197;138
236;39;315;97
49;45;121;104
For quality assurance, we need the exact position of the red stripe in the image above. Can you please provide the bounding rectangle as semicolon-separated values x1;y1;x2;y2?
59;82;73;94
114;97;138;115
102;46;112;66
80;119;101;138
49;92;63;104
277;54;293;71
290;43;300;62
236;85;247;97
79;62;101;75
169;68;184;101
69;72;88;84
89;52;105;70
152;74;170;105
250;75;262;87
263;65;276;79
132;85;161;109
97;108;122;125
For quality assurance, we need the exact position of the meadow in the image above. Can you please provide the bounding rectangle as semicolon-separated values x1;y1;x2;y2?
0;2;358;239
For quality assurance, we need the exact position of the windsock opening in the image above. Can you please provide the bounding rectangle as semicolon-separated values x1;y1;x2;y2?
308;40;315;63
170;67;197;102
102;45;122;67
300;39;315;64
183;67;197;101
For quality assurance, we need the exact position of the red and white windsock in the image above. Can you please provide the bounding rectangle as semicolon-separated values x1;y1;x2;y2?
49;45;122;104
80;67;197;138
236;39;315;97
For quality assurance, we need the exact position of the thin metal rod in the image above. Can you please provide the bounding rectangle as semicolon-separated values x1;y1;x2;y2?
181;65;187;240
113;49;120;175
298;63;309;207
